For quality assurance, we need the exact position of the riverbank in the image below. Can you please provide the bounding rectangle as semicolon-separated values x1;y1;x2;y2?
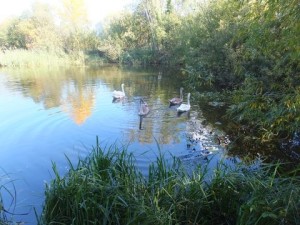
37;140;300;225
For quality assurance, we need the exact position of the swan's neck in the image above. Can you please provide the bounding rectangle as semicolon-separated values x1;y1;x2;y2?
121;85;125;93
187;94;190;105
180;89;183;100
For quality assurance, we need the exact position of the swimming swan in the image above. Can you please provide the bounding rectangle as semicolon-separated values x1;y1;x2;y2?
113;83;125;99
169;87;183;106
138;98;150;116
177;93;191;112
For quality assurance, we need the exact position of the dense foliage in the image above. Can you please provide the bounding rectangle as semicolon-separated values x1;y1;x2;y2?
0;0;100;66
41;144;300;225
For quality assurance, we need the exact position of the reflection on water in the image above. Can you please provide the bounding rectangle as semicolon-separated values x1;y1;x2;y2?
61;81;96;125
0;65;227;224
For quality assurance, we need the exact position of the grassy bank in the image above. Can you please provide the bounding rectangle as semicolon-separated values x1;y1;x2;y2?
39;141;300;225
0;50;79;68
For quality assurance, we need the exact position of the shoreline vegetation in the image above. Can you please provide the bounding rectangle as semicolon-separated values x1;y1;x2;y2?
40;141;300;225
1;140;300;224
0;49;71;67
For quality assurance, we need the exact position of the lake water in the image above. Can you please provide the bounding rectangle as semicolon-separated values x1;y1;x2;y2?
0;65;229;224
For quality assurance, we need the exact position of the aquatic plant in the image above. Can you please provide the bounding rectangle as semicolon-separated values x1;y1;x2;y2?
0;172;19;225
40;139;300;225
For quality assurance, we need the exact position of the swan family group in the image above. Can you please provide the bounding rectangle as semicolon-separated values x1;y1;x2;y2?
112;83;191;117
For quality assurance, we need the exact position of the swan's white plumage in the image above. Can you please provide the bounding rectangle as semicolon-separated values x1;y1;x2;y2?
177;93;191;112
113;83;125;99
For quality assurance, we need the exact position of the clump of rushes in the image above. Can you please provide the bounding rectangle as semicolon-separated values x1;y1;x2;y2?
40;138;300;225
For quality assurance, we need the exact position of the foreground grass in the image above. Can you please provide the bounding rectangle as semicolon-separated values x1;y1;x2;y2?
40;141;300;225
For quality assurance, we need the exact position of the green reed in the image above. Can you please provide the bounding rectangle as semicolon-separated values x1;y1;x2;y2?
40;139;300;225
0;171;19;225
0;49;72;67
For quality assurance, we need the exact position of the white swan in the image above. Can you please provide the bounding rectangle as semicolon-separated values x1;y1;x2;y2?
169;87;183;106
112;83;125;99
177;93;191;112
138;98;150;116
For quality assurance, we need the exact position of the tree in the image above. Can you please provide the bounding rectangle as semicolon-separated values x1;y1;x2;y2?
0;2;61;52
58;0;90;55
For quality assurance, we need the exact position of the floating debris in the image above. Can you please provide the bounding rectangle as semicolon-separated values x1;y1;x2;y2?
179;111;228;163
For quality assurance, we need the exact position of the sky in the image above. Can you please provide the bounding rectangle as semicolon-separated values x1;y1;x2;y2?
0;0;133;26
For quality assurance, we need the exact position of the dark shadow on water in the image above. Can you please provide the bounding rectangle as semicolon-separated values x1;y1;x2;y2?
177;110;190;118
112;97;128;105
139;115;147;130
112;97;124;103
139;116;143;130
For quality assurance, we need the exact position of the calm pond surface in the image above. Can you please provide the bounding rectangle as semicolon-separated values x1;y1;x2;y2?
0;65;230;224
